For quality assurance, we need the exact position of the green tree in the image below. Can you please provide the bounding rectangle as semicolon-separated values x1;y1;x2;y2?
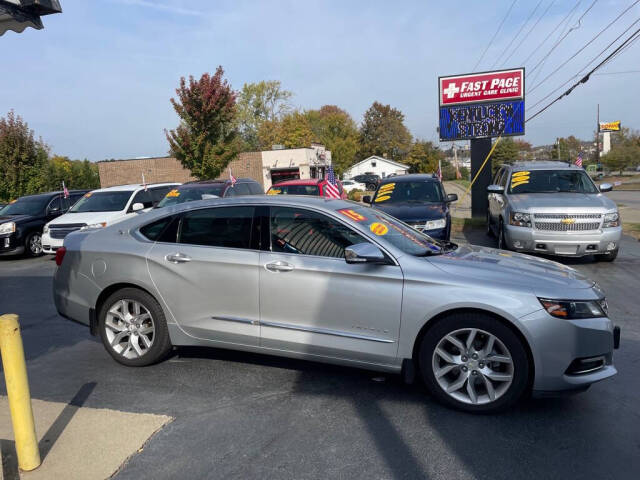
358;102;412;162
236;80;293;150
551;135;583;161
257;111;314;150
0;110;49;201
601;128;640;174
490;137;520;175
405;140;443;174
305;106;359;176
165;67;239;180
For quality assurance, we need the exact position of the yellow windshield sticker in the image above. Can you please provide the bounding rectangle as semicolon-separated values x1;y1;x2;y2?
83;192;92;198
510;171;530;189
374;195;391;202
338;208;366;222
165;189;180;198
370;222;389;236
10;199;17;204
267;189;281;195
375;183;395;202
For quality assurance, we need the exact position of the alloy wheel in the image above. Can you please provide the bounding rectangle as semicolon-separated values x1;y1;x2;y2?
29;233;42;255
431;328;514;405
104;299;155;359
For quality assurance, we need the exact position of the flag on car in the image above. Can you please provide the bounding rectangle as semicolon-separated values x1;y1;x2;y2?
324;165;341;199
142;173;147;191
62;181;69;199
229;167;237;187
436;160;443;181
575;152;583;168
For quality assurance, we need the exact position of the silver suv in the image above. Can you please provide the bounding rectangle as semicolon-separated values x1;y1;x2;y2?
487;162;621;261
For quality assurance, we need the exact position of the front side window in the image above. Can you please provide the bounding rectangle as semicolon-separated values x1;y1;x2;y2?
156;184;225;208
270;207;366;258
130;189;153;210
1;196;49;216
70;191;133;213
373;181;444;204
227;183;250;196
179;206;255;249
508;170;599;194
150;186;174;205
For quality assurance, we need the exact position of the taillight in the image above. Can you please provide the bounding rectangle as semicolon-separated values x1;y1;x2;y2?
55;246;66;266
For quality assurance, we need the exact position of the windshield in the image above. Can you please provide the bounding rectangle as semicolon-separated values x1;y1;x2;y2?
508;170;599;194
69;191;133;212
268;184;320;196
0;196;49;216
373;181;444;204
156;185;225;208
336;205;450;256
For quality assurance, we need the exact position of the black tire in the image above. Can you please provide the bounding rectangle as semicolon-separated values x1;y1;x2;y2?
366;183;376;191
486;212;494;237
596;248;618;262
24;231;43;257
98;288;172;367
418;312;530;413
497;219;508;250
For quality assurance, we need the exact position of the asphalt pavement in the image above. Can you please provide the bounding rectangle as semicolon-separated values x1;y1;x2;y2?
1;233;639;480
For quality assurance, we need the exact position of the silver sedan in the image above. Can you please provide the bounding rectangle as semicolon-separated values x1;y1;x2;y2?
53;196;619;413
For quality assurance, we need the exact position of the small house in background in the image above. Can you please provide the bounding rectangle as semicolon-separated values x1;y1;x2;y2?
343;155;409;180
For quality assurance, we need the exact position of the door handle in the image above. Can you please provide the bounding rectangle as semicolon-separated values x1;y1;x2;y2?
165;253;191;264
265;261;294;272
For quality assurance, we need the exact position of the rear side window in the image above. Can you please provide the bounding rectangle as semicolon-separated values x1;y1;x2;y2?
248;182;263;195
131;189;153;209
150;186;174;205
179;206;255;249
140;216;179;243
230;183;251;196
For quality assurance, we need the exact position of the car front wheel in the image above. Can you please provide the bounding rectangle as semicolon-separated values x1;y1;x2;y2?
98;288;172;366
419;313;529;413
25;232;43;257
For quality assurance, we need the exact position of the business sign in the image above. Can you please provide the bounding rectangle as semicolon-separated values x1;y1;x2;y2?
438;68;525;141
599;121;620;132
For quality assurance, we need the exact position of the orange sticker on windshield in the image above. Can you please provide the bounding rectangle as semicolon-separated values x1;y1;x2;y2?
338;208;366;222
83;192;92;198
370;222;389;236
165;189;180;198
267;189;281;195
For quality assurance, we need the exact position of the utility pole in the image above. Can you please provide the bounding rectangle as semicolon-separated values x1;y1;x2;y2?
596;104;600;163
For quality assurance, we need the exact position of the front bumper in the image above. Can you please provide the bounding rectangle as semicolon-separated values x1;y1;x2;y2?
0;233;24;256
42;232;64;254
519;309;618;393
504;225;622;257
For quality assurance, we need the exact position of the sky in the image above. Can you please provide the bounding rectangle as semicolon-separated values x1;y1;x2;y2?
1;0;639;160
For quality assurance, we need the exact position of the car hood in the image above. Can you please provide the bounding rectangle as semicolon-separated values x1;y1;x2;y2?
508;193;616;212
428;243;596;297
48;211;127;226
373;202;446;222
0;214;35;225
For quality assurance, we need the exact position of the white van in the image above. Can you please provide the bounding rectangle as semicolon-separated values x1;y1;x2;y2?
42;183;179;254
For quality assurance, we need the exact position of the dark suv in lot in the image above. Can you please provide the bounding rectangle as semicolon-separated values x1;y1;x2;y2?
0;190;88;257
155;178;263;208
351;174;381;191
363;174;457;240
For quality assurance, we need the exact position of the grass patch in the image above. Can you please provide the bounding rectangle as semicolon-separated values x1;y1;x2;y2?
451;216;485;233
451;179;471;190
624;222;640;240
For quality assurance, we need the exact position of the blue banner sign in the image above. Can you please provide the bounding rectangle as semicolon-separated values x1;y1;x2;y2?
439;100;524;141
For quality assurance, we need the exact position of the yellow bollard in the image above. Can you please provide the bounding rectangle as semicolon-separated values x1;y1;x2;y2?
0;314;41;471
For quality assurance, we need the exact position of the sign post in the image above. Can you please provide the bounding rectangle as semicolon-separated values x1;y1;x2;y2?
438;68;525;218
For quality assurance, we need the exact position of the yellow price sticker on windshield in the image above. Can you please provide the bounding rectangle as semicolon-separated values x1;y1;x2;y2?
510;171;530;189
84;192;92;198
165;189;180;198
267;189;281;195
370;222;389;236
375;183;395;202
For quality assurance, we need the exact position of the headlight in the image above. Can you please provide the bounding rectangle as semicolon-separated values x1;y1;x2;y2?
43;224;50;234
539;298;607;319
603;211;619;228
0;222;16;235
425;218;447;230
509;212;531;227
80;222;107;231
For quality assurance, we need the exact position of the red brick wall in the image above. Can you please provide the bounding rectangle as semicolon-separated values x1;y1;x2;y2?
98;157;195;188
215;152;264;187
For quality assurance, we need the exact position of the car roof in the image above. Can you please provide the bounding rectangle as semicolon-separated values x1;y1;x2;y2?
182;178;257;187
270;178;324;187
89;182;180;193
380;174;435;184
508;161;581;172
16;190;89;201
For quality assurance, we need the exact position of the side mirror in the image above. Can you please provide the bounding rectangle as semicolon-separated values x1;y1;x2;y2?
132;202;145;212
599;183;613;193
446;193;458;203
362;195;372;204
345;243;388;264
487;184;504;194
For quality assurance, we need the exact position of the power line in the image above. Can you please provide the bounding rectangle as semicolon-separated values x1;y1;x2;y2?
526;26;640;123
593;70;640;75
491;0;543;69
502;0;556;66
528;1;640;94
473;0;518;71
528;16;640;110
528;0;598;78
521;0;582;67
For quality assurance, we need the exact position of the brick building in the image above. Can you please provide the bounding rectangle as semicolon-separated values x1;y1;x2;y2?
97;145;332;190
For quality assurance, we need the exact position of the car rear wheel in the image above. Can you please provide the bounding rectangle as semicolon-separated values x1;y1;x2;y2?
25;232;43;257
418;313;529;413
98;288;172;366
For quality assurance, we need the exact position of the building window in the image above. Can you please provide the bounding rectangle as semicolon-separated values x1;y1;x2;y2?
371;161;377;167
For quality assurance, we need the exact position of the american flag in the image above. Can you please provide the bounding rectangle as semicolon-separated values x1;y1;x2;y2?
324;165;341;199
575;152;583;168
436;160;443;181
229;167;237;187
62;181;69;199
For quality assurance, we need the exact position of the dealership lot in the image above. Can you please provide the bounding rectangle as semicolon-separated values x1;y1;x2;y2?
1;232;639;479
